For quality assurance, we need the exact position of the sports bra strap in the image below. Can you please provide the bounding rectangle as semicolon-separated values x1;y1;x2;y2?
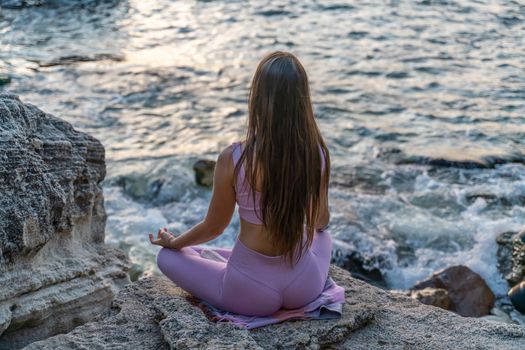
231;142;242;166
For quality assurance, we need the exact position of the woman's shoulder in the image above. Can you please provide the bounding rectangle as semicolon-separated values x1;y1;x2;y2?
219;143;235;162
218;141;243;167
225;141;246;160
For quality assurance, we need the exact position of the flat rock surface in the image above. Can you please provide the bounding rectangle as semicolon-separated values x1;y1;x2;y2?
25;266;525;349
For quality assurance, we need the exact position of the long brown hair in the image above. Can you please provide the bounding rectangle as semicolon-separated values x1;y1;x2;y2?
233;51;330;267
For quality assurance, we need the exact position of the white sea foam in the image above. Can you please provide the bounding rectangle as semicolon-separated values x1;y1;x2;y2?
328;163;525;295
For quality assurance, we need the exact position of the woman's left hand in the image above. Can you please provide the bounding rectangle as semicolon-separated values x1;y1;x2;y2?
149;228;176;248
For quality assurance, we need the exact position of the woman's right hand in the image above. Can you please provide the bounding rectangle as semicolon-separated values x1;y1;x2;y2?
148;228;176;248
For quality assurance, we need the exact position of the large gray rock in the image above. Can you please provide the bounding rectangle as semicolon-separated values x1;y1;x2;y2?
0;94;130;349
24;266;525;349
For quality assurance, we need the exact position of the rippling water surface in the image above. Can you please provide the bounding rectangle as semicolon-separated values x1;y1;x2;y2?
1;0;524;294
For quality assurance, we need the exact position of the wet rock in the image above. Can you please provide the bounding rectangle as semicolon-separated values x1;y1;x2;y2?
410;288;452;310
0;94;130;349
411;265;495;317
0;0;44;8
496;298;525;326
110;165;192;205
115;174;164;202
482;307;513;324
377;147;525;169
193;159;215;187
29;54;124;68
509;281;525;314
331;239;388;288
497;231;518;281
466;193;525;208
0;74;10;86
338;251;386;288
0;0;114;8
0;63;10;86
330;165;389;195
496;229;525;286
129;262;145;282
26;266;525;350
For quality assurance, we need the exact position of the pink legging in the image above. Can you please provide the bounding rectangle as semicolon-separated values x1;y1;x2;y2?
156;229;332;316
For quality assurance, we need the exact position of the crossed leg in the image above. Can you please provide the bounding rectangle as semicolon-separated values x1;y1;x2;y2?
156;245;282;316
157;247;229;304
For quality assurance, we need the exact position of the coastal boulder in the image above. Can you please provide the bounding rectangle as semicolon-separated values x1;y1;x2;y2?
411;265;495;317
0;94;131;349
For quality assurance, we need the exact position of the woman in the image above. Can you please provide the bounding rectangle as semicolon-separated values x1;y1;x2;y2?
149;51;332;316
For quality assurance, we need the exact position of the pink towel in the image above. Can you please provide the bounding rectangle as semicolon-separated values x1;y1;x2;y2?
188;248;345;329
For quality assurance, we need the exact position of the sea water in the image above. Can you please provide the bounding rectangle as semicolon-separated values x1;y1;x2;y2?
1;0;524;296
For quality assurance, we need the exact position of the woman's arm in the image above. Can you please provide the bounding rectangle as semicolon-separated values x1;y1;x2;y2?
168;145;236;250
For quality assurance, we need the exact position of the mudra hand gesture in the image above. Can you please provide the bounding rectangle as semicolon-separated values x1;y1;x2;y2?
149;227;176;248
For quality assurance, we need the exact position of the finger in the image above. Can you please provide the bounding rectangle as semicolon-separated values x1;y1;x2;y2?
149;233;160;244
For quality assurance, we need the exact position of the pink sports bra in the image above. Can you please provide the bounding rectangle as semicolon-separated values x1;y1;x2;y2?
231;141;326;225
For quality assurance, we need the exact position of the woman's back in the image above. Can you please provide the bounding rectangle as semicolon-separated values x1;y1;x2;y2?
231;140;329;257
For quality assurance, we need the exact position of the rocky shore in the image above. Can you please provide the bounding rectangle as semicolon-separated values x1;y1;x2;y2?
1;94;524;349
22;266;525;349
0;94;130;349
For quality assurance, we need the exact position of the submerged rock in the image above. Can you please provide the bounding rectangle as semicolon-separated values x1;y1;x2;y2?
193;159;215;187
0;75;10;86
0;94;130;349
411;265;495;317
108;160;198;205
25;265;525;349
377;146;525;169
